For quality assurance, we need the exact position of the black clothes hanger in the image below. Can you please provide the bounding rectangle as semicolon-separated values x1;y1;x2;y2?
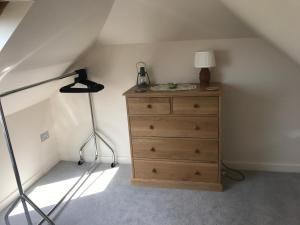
60;69;104;93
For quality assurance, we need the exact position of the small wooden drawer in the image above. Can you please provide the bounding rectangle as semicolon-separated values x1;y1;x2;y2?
173;97;219;115
134;160;218;183
132;138;218;162
130;116;218;138
127;97;170;115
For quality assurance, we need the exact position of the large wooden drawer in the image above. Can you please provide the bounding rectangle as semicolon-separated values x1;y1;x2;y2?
134;159;218;183
173;97;219;115
130;116;218;138
127;97;170;115
132;138;218;162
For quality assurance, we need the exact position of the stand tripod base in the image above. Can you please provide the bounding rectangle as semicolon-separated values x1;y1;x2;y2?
78;131;118;169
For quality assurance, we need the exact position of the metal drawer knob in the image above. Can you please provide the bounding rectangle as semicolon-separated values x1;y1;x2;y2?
152;168;157;173
195;149;200;154
193;104;200;108
195;171;201;176
147;104;152;109
194;125;200;130
150;147;156;152
149;125;154;130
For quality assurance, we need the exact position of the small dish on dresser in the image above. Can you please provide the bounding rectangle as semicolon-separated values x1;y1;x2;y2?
150;83;197;91
206;86;219;91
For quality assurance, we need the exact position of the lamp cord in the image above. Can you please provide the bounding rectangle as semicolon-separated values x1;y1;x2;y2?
221;161;245;182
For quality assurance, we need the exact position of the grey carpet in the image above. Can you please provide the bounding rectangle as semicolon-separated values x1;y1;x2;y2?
1;161;300;225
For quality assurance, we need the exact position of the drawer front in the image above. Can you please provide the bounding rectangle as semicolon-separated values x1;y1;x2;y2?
130;116;218;138
173;97;219;115
132;138;218;162
127;97;170;115
134;160;218;183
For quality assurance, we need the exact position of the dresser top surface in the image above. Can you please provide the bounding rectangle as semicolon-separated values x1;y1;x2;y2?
123;83;222;97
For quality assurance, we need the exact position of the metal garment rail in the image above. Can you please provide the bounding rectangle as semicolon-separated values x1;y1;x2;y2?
0;71;117;225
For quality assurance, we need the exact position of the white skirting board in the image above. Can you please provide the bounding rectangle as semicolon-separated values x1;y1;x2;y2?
100;156;131;164
223;160;300;173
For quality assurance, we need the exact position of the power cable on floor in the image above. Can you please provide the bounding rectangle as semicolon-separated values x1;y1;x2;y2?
221;161;245;182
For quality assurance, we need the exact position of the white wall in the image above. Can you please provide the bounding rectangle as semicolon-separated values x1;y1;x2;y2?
50;78;95;162
70;38;300;172
0;99;59;211
50;77;120;164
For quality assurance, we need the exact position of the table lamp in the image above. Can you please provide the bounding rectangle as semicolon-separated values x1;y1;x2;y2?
194;51;216;86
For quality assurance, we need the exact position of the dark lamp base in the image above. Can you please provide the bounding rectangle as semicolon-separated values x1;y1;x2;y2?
199;68;210;86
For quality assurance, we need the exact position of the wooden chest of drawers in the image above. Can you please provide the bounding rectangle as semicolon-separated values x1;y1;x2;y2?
123;84;222;191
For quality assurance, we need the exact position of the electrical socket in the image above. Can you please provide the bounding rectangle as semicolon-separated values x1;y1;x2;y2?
40;131;49;142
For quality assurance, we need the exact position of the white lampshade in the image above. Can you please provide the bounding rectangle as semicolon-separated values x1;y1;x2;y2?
194;51;216;68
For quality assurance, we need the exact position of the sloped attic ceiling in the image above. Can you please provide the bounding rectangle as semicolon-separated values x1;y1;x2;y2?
0;0;114;115
220;0;300;65
98;0;256;45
